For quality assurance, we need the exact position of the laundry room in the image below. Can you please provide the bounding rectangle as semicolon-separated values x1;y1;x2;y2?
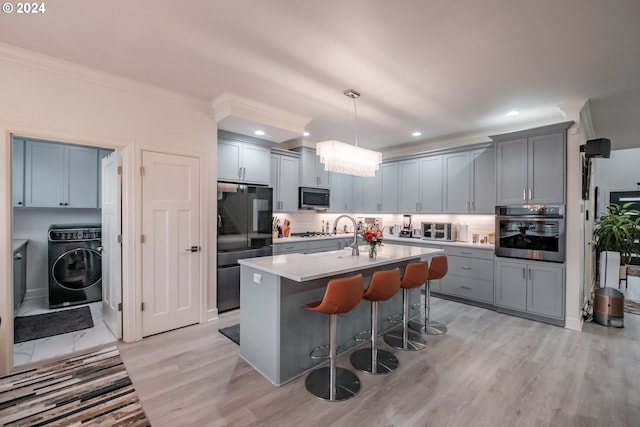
12;135;117;365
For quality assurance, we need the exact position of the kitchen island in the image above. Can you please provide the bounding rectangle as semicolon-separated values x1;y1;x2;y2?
238;245;443;385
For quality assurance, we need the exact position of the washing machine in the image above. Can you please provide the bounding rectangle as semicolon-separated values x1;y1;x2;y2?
48;224;103;308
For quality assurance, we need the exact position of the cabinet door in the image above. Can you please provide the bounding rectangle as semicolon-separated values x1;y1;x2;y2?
528;132;565;204
329;173;345;212
526;263;564;319
298;147;319;187
218;140;242;182
316;156;329;188
399;159;420;213
351;177;364;213
270;154;280;210
495;260;527;310
381;163;398;213
98;149;115;208
362;170;383;212
280;155;299;212
66;145;99;208
444;152;471;213
12;138;25;207
471;148;495;214
419;156;443;213
24;140;65;207
242;143;271;185
496;138;528;205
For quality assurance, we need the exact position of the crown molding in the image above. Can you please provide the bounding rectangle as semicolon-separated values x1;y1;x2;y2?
211;92;310;143
0;42;207;109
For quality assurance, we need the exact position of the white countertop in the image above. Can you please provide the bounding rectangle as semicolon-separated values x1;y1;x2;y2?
272;233;354;244
272;233;494;250
13;239;28;253
384;236;495;250
239;245;443;282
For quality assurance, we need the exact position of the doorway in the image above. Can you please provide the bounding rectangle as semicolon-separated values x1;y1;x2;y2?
10;135;122;367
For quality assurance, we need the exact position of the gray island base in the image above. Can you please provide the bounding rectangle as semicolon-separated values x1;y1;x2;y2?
238;245;444;386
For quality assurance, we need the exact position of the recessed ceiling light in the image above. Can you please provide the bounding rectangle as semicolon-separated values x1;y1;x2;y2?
506;110;519;117
303;132;310;136
254;130;265;136
412;131;422;137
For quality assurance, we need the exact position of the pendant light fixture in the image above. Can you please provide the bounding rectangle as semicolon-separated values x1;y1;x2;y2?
316;89;382;177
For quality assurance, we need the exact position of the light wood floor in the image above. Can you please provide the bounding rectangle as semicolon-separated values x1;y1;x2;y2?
119;278;640;427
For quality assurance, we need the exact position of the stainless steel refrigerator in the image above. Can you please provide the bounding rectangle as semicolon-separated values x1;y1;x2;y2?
217;183;273;312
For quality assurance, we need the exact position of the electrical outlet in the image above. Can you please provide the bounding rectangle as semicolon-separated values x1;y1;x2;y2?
253;273;262;284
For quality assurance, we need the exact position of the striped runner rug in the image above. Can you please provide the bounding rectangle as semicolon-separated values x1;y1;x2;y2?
0;345;150;426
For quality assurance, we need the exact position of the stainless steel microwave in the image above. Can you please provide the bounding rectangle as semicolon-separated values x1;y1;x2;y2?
299;187;330;210
421;222;454;241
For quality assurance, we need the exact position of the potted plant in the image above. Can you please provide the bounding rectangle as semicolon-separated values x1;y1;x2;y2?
594;202;640;287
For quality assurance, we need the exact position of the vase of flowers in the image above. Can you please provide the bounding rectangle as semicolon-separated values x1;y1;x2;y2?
362;228;383;259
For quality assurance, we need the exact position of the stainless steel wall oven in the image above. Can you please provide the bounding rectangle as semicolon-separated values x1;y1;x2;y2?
495;205;565;263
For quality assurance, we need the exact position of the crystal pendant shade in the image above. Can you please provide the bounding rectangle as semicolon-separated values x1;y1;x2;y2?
316;140;382;177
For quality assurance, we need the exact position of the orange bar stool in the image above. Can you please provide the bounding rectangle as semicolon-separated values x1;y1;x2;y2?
350;267;401;375
383;261;429;351
302;274;364;401
410;255;448;335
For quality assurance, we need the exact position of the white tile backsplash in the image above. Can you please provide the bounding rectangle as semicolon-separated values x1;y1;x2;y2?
280;211;494;239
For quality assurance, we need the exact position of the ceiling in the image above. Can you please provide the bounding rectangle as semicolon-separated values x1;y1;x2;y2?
1;0;639;151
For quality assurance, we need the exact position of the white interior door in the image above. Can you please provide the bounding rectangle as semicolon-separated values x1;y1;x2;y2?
101;151;122;339
141;151;200;337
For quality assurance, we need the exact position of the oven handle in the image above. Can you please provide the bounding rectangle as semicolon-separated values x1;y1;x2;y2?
496;215;564;220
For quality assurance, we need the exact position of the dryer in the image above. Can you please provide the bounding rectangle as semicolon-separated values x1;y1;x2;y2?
48;224;102;308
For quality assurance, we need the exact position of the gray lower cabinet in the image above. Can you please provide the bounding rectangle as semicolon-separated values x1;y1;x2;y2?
495;258;565;324
273;239;345;255
13;241;28;312
438;246;494;304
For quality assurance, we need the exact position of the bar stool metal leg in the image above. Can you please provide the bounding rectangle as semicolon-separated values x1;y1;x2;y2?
305;314;361;401
383;289;426;351
409;280;447;335
350;300;399;374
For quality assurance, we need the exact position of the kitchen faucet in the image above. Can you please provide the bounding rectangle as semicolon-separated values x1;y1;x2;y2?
333;215;359;256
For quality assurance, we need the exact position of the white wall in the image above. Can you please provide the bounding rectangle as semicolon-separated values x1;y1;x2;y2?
0;45;218;371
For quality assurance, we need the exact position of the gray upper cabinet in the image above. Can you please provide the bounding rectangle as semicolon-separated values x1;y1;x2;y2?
293;147;329;188
399;159;420;213
443;147;494;214
271;151;299;212
360;170;383;213
471;148;496;213
399;156;443;214
218;136;271;185
329;173;353;212
444;152;471;213
381;162;398;213
24;140;99;208
12;138;25;207
492;122;572;205
419;156;444;213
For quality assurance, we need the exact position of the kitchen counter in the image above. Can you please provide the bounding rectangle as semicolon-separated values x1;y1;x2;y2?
239;244;440;281
13;239;28;253
239;245;443;385
384;236;495;250
273;233;494;250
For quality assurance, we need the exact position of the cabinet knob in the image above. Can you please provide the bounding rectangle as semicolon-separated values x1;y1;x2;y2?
14;253;23;260
17;201;23;205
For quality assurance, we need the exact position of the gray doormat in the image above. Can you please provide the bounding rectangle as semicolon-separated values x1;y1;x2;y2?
14;306;94;343
219;324;240;345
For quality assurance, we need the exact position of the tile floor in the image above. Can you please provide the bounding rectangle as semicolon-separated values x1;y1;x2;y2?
13;298;117;366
